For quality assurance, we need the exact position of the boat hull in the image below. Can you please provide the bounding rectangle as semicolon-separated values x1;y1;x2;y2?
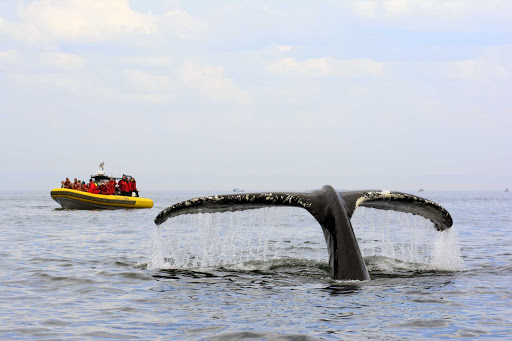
51;189;153;209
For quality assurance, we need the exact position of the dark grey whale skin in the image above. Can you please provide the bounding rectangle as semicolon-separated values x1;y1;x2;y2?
155;185;453;281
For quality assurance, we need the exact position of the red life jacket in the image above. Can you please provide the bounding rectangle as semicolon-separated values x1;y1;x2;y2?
88;182;97;193
99;184;109;195
130;180;137;191
108;181;116;195
119;180;128;192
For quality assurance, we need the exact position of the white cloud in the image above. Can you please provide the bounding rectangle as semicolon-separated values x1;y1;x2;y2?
413;0;466;12
0;16;43;45
0;0;204;44
117;69;177;104
267;57;384;78
40;52;85;70
177;61;250;104
118;56;172;68
161;10;205;40
385;0;410;15
352;0;512;24
122;69;171;92
0;50;15;58
127;93;171;105
353;0;466;17
0;50;18;68
19;0;157;41
118;63;250;104
353;1;378;18
12;73;80;93
447;59;509;81
276;45;293;52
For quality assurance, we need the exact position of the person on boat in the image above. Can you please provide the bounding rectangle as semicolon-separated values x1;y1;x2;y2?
72;178;78;189
88;179;98;194
64;178;71;189
108;178;116;195
98;182;109;195
93;183;101;194
130;178;139;197
118;176;129;196
76;180;82;191
61;181;65;188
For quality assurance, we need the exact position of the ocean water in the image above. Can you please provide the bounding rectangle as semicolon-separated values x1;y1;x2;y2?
0;190;511;340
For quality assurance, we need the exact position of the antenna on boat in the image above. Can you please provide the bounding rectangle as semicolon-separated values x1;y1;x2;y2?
99;162;104;171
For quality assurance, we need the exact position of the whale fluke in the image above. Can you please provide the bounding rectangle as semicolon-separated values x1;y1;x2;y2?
155;185;453;281
338;190;452;231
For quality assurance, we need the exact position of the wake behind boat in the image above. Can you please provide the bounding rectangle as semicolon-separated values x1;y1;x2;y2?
51;163;153;210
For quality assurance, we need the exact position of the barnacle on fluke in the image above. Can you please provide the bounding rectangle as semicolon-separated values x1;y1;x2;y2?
155;185;453;281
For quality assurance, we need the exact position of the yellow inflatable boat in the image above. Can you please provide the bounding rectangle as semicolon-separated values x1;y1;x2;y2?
51;188;153;210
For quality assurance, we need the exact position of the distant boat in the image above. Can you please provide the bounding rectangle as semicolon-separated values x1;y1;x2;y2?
418;189;424;192
233;188;245;193
505;188;509;192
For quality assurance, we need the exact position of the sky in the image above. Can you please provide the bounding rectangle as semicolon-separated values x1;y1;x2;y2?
0;0;511;191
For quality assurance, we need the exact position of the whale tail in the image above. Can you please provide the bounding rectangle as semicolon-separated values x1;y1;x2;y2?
155;185;453;280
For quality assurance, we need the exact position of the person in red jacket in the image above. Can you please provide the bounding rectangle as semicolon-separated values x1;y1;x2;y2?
108;178;116;195
118;176;129;196
88;179;98;194
98;182;109;195
130;178;139;197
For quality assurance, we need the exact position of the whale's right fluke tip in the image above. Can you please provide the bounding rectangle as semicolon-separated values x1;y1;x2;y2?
338;190;453;231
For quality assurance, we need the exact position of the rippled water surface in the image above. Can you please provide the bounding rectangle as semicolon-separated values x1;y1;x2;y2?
1;190;511;340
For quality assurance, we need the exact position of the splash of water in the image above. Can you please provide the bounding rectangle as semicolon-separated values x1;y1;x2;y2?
352;207;464;272
147;208;287;270
148;206;464;273
432;229;465;271
147;225;165;269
